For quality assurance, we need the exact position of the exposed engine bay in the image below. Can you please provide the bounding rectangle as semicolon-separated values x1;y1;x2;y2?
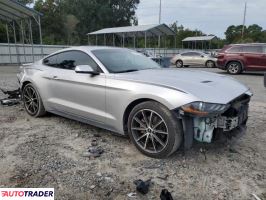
178;94;251;148
193;94;250;143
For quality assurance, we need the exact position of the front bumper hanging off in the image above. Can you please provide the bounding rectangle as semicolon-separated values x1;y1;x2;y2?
178;94;251;149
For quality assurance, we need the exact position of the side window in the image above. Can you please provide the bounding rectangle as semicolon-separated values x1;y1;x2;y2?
190;52;201;56
263;46;266;54
43;54;57;67
227;46;243;53
182;52;201;56
243;46;263;53
181;52;193;56
57;51;100;71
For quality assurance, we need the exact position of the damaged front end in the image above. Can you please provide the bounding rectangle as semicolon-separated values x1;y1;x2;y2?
176;93;251;149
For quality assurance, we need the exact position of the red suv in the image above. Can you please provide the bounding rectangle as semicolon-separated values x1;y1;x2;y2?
217;43;266;74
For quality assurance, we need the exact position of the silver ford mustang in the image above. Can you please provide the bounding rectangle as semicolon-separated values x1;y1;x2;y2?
18;46;252;158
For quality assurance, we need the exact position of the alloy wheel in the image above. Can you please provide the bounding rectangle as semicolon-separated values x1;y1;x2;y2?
131;109;169;153
23;86;39;115
206;61;214;68
228;63;240;74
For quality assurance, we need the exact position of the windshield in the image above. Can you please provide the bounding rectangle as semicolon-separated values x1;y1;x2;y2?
92;49;161;73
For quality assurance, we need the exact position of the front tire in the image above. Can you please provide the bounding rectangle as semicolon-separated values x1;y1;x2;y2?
127;101;183;158
226;61;242;74
22;83;46;117
206;60;215;68
176;60;183;68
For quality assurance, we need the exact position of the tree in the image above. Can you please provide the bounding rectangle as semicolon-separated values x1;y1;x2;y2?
225;24;266;44
64;14;80;45
34;0;67;45
61;0;140;44
32;0;139;45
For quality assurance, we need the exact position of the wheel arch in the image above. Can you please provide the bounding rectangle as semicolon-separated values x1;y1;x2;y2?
205;60;215;67
176;59;183;64
123;98;165;134
21;81;32;90
225;60;244;70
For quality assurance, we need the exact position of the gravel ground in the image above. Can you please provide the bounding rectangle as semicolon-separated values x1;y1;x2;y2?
0;66;266;200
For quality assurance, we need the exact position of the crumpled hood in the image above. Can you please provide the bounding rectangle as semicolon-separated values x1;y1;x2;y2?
115;68;250;104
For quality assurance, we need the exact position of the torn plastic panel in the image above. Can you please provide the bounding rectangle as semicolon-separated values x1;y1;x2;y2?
174;93;251;149
0;88;21;106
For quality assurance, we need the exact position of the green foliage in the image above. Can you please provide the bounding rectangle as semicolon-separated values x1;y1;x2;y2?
169;21;225;49
0;22;6;43
225;24;266;44
33;0;140;45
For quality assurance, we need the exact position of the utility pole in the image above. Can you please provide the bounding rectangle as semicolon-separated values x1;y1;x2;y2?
158;0;162;48
241;2;247;40
159;0;162;24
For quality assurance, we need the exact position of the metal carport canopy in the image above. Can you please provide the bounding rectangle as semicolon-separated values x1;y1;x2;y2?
0;0;44;64
87;24;176;37
182;35;217;42
0;0;42;22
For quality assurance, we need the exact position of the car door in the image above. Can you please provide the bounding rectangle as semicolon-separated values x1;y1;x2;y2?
43;50;106;124
192;52;205;65
262;45;266;68
242;45;264;70
180;52;194;65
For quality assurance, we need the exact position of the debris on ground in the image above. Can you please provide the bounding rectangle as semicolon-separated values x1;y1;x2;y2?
93;133;101;137
157;174;169;181
0;88;21;106
82;146;104;158
127;192;137;198
91;139;98;146
160;189;173;200
133;179;151;195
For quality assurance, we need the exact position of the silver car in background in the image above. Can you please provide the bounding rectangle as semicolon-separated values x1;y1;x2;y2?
18;46;252;158
171;51;217;68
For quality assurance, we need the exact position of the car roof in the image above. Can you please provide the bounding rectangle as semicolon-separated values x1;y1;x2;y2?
43;46;128;59
181;51;202;53
231;43;266;46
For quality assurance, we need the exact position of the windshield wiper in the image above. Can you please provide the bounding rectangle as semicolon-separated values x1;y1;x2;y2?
116;69;139;73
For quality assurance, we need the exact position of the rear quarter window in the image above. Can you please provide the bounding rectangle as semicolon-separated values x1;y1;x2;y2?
242;46;263;53
263;46;266;53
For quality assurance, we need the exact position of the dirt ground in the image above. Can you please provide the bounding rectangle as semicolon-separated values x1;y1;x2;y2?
0;66;265;200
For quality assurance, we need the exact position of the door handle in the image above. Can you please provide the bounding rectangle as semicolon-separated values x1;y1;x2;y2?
239;54;244;56
52;76;58;79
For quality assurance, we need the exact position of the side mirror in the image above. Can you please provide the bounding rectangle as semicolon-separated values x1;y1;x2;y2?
75;65;100;75
201;55;204;57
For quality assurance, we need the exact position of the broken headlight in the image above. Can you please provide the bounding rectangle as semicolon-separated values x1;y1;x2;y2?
181;102;229;116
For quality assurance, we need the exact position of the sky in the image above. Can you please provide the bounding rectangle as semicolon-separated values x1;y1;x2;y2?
136;0;266;38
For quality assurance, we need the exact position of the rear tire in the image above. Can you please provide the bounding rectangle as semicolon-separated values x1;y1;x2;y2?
176;60;183;68
22;83;46;117
127;101;183;158
226;61;242;74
